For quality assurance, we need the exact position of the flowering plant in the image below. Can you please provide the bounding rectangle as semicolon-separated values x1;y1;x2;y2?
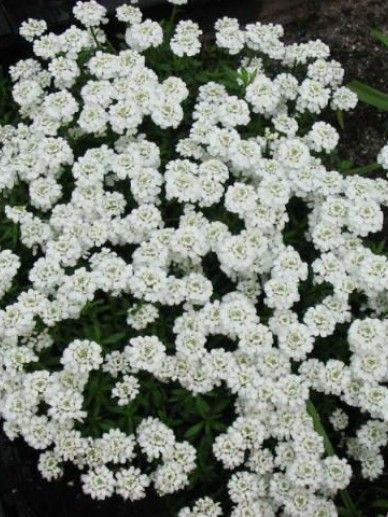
1;0;387;515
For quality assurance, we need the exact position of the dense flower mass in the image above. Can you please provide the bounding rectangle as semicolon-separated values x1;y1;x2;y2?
0;1;387;515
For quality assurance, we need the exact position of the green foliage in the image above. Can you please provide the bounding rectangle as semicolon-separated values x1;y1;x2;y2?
371;28;388;48
348;80;388;111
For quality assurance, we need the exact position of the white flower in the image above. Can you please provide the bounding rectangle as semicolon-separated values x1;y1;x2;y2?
115;467;150;500
112;375;140;405
125;336;166;373
116;5;142;24
323;456;352;491
330;408;349;431
331;86;358;111
276;138;311;169
20;18;47;42
137;417;176;461
81;466;115;500
125;20;163;52
38;451;63;480
306;122;339;153
215;17;245;55
179;497;222;517
61;339;103;373
73;0;107;27
245;75;280;114
297;79;330;113
171;20;202;57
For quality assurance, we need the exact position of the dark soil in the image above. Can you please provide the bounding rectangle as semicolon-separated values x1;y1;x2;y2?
1;1;388;517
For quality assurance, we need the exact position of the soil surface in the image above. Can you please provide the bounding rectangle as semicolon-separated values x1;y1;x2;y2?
1;1;387;517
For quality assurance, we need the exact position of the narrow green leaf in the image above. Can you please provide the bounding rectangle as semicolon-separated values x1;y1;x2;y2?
184;421;204;439
372;499;388;509
337;159;354;173
345;162;380;175
348;80;388;111
101;332;126;345
371;29;388;48
195;396;210;417
98;419;116;431
214;398;230;413
336;110;344;129
210;420;227;432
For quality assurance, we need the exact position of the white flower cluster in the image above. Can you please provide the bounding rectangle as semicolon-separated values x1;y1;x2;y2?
79;418;195;500
171;20;202;57
0;1;387;514
0;250;20;298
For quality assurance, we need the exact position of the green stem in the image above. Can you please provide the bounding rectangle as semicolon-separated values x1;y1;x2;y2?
89;27;116;54
169;5;178;26
104;37;116;54
89;27;102;50
306;400;360;517
346;162;380;175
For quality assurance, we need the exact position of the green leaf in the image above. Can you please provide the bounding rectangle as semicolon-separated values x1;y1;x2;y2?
184;421;204;439
101;332;126;345
345;162;380;175
98;419;116;431
373;499;388;509
152;389;164;407
348;80;388;111
214;398;231;413
370;239;387;255
371;28;388;48
337;159;354;172
91;320;102;341
210;420;226;432
336;110;344;129
195;396;210;418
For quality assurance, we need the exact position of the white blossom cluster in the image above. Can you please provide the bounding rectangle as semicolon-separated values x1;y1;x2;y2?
0;1;387;515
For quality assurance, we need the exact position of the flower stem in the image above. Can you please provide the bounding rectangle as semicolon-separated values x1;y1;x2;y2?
306;400;360;517
89;27;116;54
169;5;178;26
89;27;102;50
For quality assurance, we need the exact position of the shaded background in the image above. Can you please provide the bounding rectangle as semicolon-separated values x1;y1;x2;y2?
0;0;387;516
